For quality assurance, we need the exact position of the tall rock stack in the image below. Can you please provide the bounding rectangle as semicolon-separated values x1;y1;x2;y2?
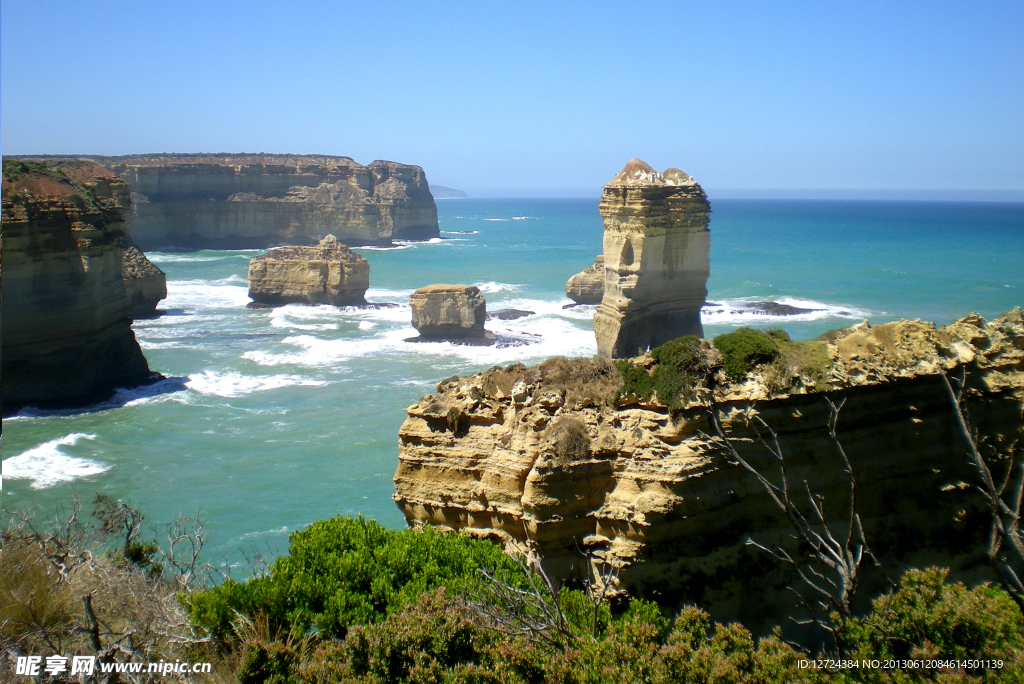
1;159;157;415
593;159;711;358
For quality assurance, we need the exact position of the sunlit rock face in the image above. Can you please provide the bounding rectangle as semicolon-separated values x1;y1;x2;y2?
593;159;711;359
1;160;156;415
410;285;488;340
565;255;604;305
247;234;370;307
81;154;439;249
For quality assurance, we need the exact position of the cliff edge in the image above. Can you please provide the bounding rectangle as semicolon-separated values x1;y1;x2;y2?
394;310;1024;633
1;159;158;415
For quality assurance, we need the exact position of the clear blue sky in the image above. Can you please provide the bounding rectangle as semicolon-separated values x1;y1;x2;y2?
2;1;1022;198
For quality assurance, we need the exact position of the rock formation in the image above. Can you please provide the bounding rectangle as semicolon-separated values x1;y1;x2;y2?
565;255;604;305
394;309;1024;635
121;234;167;318
409;285;488;340
593;159;711;358
1;159;158;415
56;154;438;249
247;235;370;307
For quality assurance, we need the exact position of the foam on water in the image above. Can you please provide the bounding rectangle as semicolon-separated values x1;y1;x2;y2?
476;281;522;294
2;434;108;489
482;218;509;222
700;297;869;325
161;279;252;310
185;371;327;397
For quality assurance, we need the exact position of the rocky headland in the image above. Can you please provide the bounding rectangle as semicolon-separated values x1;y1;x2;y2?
121;234;167;318
46;154;440;249
593;159;711;358
393;309;1024;633
409;285;491;343
247;235;370;307
1;159;158;415
565;255;604;305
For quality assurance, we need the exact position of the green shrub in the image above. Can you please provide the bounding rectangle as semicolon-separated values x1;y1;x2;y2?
837;567;1024;682
616;335;706;409
713;328;781;382
187;517;519;641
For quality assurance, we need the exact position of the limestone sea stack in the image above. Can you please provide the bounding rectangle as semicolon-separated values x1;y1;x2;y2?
247;235;370;307
70;154;439;249
565;255;604;304
593;159;711;358
121;234;167;318
410;285;488;340
1;159;157;415
393;309;1024;634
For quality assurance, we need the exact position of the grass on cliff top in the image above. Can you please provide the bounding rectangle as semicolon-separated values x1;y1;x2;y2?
615;335;708;410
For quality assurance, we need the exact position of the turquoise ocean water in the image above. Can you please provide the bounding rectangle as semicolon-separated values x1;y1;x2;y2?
3;198;1022;571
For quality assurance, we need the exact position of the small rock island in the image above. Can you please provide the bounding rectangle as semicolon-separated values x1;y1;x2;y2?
247;235;370;307
565;254;604;305
409;285;491;343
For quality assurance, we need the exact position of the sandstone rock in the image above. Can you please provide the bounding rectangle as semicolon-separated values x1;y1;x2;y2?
565;255;604;304
121;234;167;318
24;154;440;249
247;234;370;307
409;285;487;339
393;309;1024;636
1;159;158;415
593;159;711;358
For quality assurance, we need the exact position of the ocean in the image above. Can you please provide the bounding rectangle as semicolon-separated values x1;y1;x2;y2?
3;198;1022;571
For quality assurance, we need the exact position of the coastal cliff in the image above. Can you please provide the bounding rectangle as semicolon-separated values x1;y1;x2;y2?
594;159;711;358
1;160;157;415
74;154;439;249
394;310;1024;632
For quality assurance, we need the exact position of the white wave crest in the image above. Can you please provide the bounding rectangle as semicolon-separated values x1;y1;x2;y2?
162;280;251;311
475;281;522;294
185;371;327;397
2;434;108;489
482;218;508;222
701;297;868;325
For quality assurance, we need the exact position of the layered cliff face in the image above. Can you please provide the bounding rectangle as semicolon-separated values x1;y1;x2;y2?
247;235;370;307
565;255;604;305
593;159;711;359
394;310;1024;633
121;234;167;318
1;160;157;415
75;154;439;249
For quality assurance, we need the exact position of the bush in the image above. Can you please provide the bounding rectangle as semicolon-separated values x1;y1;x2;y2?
187;517;519;641
713;328;781;382
545;416;591;465
837;567;1024;682
616;335;706;409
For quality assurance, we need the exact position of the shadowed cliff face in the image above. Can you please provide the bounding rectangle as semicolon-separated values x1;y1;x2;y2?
594;159;711;359
68;154;439;249
1;160;157;415
394;310;1024;636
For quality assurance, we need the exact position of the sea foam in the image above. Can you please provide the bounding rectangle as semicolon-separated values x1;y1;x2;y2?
2;434;109;489
185;371;327;398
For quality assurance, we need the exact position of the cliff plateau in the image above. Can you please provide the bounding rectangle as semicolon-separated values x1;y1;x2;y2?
394;310;1024;634
61;154;438;249
1;160;158;415
593;159;711;359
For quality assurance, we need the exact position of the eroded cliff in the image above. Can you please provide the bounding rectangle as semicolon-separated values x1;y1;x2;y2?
122;234;167;318
247;235;370;307
593;159;711;358
394;310;1024;633
70;154;438;249
1;160;158;415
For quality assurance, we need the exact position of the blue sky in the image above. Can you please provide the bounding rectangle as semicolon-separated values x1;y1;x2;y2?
2;1;1022;198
